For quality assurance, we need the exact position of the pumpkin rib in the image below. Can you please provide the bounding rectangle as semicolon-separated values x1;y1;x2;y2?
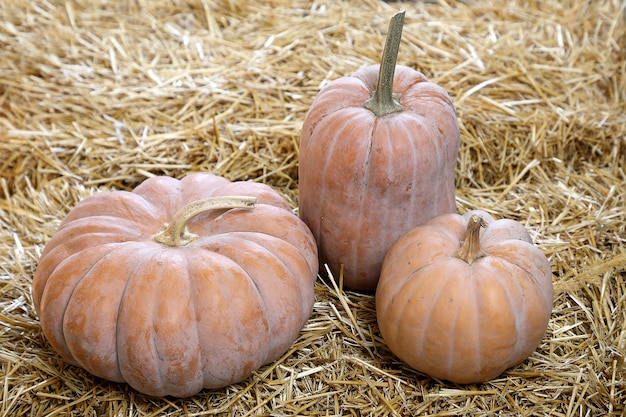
349;116;378;278
396;114;445;205
466;276;480;372
59;191;164;228
445;275;469;379
427;262;474;379
377;227;459;315
395;120;420;220
495;264;531;363
39;242;125;364
184;249;271;389
191;205;318;279
402;86;456;122
178;173;232;207
302;113;341;248
64;242;155;383
133;176;187;219
477;258;537;368
43;217;148;254
201;230;317;299
394;263;455;362
307;110;373;266
196;233;311;342
201;244;279;362
155;250;204;397
491;255;552;359
486;241;549;284
214;181;291;212
301;78;371;133
115;248;206;397
33;221;149;307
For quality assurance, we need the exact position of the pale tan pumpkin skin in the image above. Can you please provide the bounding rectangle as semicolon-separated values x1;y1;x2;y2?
32;173;318;398
298;64;460;292
376;210;554;384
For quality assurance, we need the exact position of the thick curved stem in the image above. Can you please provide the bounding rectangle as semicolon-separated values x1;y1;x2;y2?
153;196;257;247
363;10;405;117
454;215;488;264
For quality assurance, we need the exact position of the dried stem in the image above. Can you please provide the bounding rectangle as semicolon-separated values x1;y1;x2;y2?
152;196;257;247
363;10;405;117
454;215;488;264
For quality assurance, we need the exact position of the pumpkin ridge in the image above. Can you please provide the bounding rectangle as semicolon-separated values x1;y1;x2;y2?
46;219;149;256
120;248;204;397
492;261;533;367
427;267;472;379
198;234;309;339
34;226;150;309
403;263;455;361
60;216;149;237
490;241;553;313
159;250;204;396
195;240;273;338
189;203;317;277
491;257;549;359
469;276;484;379
484;242;543;279
402;85;455;114
100;245;162;380
41;214;151;261
397;121;419;216
305;114;342;247
147;250;174;395
34;239;115;309
112;245;165;388
198;230;316;286
187;252;260;388
185;255;228;389
474;256;548;371
384;275;415;356
300;78;370;140
62;242;151;376
184;248;271;389
61;191;162;228
349;118;377;278
39;242;122;365
493;265;529;364
309;110;371;264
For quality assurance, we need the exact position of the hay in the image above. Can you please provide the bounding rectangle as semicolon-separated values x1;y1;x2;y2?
1;0;625;415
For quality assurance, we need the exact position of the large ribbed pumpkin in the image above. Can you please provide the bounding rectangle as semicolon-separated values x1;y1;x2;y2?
32;173;318;397
298;12;460;291
376;210;554;384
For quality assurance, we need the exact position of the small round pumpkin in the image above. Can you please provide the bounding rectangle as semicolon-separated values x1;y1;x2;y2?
298;12;460;291
376;210;553;384
32;173;319;397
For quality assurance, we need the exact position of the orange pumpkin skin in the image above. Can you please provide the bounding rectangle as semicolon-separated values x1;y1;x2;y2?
32;173;318;397
376;210;553;384
298;64;460;292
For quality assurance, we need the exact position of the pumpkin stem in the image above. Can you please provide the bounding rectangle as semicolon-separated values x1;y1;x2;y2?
453;215;488;265
363;10;405;117
152;196;257;247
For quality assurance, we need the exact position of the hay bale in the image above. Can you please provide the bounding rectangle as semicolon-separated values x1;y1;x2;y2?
1;0;624;415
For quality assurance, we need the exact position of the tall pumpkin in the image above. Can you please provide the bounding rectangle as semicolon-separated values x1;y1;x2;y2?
298;12;460;291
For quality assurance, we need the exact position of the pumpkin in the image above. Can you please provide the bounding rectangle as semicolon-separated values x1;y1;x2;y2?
298;12;460;291
32;173;319;397
376;210;554;384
